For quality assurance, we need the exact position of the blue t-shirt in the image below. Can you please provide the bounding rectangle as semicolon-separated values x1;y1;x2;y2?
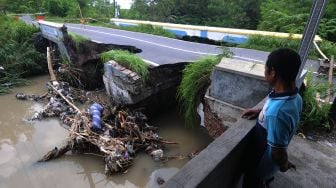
255;89;302;179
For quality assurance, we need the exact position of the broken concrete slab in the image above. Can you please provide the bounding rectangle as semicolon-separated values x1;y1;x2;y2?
103;61;188;109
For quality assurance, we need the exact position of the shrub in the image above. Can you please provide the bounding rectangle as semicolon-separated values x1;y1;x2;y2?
238;35;300;52
300;71;332;131
239;35;336;59
0;16;45;94
100;50;149;81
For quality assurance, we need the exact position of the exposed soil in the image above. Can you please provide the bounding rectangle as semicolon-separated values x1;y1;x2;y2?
34;31;142;90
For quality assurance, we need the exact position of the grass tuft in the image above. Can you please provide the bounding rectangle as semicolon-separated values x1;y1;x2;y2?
68;32;89;43
177;56;221;127
101;50;149;81
177;46;233;127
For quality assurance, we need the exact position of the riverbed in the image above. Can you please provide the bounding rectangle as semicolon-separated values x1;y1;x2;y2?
0;75;212;188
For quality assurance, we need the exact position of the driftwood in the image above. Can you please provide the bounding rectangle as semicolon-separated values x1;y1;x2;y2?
38;145;70;162
17;80;184;175
47;47;57;81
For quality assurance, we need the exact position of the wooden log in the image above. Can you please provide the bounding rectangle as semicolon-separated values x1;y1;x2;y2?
47;47;57;81
38;145;70;162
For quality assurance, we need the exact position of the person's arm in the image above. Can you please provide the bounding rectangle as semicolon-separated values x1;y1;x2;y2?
267;116;296;172
241;108;262;119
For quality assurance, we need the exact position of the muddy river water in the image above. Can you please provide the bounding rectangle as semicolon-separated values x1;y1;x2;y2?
0;76;212;188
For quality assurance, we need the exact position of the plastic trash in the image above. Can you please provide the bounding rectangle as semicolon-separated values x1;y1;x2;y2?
89;103;104;131
90;103;103;112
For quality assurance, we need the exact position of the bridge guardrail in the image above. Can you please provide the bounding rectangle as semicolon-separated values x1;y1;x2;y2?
111;18;322;45
38;20;70;60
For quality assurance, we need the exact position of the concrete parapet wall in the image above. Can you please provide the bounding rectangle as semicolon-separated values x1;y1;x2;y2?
165;58;269;187
38;20;70;60
111;18;322;44
209;58;270;109
163;100;264;188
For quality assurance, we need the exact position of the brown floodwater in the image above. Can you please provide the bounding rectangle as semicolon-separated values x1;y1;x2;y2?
0;75;213;188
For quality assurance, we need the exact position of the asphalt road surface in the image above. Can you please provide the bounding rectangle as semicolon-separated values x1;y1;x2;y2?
65;23;318;69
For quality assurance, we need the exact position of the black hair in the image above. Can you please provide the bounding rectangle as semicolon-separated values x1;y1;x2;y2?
266;48;302;84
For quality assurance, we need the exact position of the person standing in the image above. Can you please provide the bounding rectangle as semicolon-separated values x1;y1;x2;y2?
242;48;302;187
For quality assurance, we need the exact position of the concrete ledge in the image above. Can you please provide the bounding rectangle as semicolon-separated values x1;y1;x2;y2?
210;58;270;108
215;58;265;80
163;100;265;188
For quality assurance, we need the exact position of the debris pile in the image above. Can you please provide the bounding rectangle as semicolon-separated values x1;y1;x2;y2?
17;81;179;175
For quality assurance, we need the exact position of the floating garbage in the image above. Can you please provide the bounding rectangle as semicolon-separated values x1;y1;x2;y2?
16;80;185;175
89;103;104;131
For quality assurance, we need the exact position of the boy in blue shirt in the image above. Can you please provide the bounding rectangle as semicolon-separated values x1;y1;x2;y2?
242;48;302;187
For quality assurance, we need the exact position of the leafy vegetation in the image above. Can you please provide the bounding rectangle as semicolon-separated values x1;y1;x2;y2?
101;50;149;82
126;0;261;29
0;16;45;94
239;35;300;53
239;35;336;60
301;71;332;132
3;0;336;58
2;0;115;19
126;0;336;58
178;47;232;127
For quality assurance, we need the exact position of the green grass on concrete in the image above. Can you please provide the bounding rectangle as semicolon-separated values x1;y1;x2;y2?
177;46;233;127
101;50;149;81
68;32;89;43
177;56;221;127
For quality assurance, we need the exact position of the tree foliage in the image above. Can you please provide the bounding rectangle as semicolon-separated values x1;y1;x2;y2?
3;0;115;18
125;0;261;29
259;0;336;42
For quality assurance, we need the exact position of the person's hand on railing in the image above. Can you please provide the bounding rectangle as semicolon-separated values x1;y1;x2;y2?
241;108;261;120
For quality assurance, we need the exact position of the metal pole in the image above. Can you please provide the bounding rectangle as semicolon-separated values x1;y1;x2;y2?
114;0;118;18
296;0;328;87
